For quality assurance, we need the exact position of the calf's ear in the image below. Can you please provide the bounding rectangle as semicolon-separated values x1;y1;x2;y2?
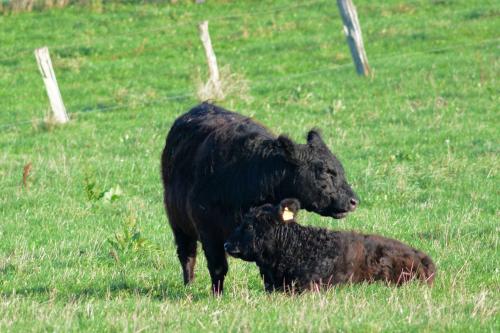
277;198;300;223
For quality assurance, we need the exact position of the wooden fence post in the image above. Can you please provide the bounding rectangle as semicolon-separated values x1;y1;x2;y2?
34;47;69;123
198;20;224;100
337;0;370;76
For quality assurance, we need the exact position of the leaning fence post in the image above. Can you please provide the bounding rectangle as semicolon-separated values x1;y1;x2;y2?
198;20;224;100
337;0;370;76
34;47;69;123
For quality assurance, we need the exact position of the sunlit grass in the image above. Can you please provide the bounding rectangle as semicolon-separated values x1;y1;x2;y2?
0;0;498;331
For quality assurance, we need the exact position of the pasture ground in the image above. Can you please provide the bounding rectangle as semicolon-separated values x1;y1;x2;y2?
0;0;498;331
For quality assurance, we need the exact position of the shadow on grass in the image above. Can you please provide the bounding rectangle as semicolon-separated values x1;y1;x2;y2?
1;279;210;302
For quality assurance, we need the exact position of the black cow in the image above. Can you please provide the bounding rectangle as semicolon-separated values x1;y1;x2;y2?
224;199;436;292
161;102;358;294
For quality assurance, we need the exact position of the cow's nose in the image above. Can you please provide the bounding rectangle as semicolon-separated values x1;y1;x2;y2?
224;242;230;251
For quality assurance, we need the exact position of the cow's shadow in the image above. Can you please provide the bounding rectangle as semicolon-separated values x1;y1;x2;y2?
1;279;210;302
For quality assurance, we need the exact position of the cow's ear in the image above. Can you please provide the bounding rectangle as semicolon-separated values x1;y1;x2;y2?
307;129;326;148
277;135;298;162
277;198;300;223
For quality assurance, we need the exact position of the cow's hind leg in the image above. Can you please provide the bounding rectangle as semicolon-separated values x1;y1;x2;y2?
172;227;198;285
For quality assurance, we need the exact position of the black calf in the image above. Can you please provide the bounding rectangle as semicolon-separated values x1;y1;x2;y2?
225;199;436;292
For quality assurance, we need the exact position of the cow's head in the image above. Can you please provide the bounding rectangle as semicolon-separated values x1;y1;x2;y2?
278;130;359;219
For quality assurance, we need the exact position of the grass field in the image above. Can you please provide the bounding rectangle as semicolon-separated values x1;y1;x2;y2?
0;0;499;331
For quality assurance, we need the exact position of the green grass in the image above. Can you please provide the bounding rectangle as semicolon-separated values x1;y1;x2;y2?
0;0;498;331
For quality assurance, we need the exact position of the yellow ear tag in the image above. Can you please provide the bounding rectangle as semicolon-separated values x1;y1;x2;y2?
282;207;294;221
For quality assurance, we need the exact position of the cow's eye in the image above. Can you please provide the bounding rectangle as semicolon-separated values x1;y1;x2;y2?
327;169;337;177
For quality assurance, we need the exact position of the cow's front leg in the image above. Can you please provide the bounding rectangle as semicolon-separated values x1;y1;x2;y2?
200;230;228;296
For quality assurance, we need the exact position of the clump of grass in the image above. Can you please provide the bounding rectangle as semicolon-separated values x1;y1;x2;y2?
1;0;69;13
107;210;162;265
83;170;123;203
0;0;104;13
324;99;345;115
31;111;61;132
107;215;148;260
83;171;104;201
195;65;251;103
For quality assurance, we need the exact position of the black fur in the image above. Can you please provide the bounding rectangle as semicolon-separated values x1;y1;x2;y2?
225;199;436;292
161;103;358;294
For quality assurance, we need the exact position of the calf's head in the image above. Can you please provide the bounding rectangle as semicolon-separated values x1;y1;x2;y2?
279;130;359;219
224;199;300;261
